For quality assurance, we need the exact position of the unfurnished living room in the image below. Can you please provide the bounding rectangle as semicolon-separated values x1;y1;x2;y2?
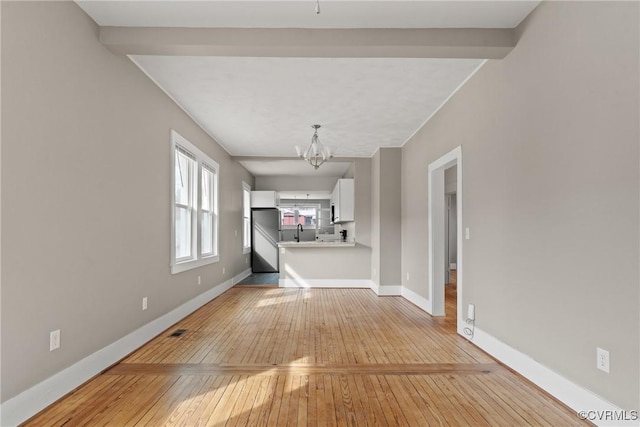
1;1;639;426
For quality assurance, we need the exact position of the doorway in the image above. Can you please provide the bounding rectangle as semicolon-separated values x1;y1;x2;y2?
427;146;463;335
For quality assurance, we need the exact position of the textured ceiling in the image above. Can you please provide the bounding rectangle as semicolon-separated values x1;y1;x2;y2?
131;56;484;157
77;0;539;174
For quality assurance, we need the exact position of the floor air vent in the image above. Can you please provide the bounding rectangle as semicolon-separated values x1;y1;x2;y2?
168;329;187;337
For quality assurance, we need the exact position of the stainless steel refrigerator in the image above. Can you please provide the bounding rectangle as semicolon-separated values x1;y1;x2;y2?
251;208;280;273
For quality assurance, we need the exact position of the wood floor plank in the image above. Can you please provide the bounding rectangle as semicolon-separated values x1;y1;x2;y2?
224;375;258;427
22;287;589;427
297;376;310;427
182;375;230;426
322;374;338;427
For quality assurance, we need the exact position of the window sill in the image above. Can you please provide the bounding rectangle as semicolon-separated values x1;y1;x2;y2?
171;255;220;274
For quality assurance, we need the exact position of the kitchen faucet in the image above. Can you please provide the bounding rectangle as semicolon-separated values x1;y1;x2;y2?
295;223;304;242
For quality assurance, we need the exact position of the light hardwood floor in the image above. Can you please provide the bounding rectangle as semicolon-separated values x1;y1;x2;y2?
24;281;588;426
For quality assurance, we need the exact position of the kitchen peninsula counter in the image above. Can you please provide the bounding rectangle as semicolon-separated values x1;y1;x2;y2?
278;241;370;287
277;241;355;248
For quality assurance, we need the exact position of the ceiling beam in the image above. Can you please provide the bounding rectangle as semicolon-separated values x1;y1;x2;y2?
100;27;516;59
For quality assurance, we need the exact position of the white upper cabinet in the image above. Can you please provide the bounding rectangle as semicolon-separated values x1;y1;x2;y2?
251;191;279;208
331;179;354;223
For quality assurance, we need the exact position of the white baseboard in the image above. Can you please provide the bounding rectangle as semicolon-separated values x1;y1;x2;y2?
279;278;373;288
0;278;235;427
471;327;632;427
232;268;252;285
401;286;431;313
373;285;402;296
395;287;628;426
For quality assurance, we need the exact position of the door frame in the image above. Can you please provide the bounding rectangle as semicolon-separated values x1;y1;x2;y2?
427;146;463;333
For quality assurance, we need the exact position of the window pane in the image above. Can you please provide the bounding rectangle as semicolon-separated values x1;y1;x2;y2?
280;207;295;226
243;217;251;247
202;167;213;211
175;151;193;206
201;211;213;254
243;189;251;217
175;206;192;259
298;207;317;227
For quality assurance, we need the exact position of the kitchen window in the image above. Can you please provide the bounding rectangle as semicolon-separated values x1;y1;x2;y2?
171;130;220;274
242;182;251;254
280;205;319;230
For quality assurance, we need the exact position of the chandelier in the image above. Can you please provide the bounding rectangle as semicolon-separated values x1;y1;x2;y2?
295;124;333;170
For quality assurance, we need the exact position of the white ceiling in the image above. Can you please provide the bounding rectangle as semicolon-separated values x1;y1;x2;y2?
77;1;539;29
131;56;484;157
77;1;539;175
239;160;352;177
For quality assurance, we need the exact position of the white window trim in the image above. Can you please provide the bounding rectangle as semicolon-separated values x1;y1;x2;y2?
242;181;251;255
171;130;220;274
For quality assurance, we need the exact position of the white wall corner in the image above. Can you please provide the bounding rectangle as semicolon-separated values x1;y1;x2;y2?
470;327;631;427
233;268;252;285
374;285;402;296
369;281;380;295
0;278;235;427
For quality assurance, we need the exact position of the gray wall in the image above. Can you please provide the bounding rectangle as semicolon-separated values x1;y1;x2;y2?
401;1;639;409
447;194;457;266
1;1;253;401
445;166;457;266
371;148;402;287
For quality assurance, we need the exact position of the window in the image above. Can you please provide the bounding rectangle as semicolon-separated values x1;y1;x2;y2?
242;182;251;254
280;205;319;230
171;130;219;274
174;148;196;261
200;165;217;256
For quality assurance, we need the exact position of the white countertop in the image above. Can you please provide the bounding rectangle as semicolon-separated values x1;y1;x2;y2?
278;241;356;248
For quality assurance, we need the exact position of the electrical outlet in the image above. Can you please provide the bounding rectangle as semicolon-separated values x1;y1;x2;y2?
197;275;201;285
50;330;60;351
467;304;475;321
406;272;410;281
222;267;226;275
597;347;610;373
245;257;248;264
465;227;470;240
142;297;148;311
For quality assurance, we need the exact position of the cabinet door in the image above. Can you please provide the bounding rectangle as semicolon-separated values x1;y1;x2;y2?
337;179;354;221
251;191;277;208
